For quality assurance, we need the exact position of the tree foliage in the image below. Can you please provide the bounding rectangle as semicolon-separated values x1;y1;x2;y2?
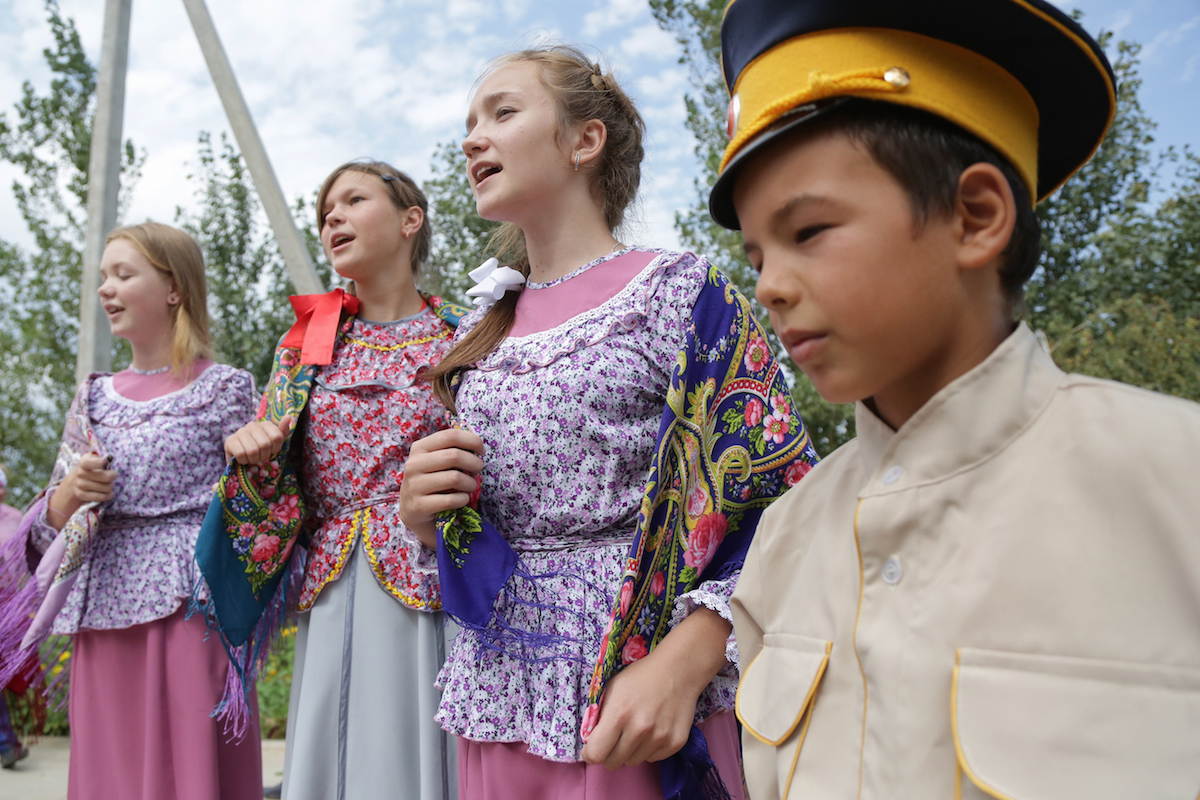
0;3;331;503
650;0;855;455
0;1;141;505
176;131;331;388
421;141;498;305
651;2;1200;456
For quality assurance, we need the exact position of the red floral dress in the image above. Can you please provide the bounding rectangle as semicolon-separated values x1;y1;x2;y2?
296;309;453;611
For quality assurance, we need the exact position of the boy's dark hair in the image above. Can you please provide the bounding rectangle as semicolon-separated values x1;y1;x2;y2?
805;100;1040;309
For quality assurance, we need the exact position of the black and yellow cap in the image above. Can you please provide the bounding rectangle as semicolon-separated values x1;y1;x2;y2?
709;0;1116;229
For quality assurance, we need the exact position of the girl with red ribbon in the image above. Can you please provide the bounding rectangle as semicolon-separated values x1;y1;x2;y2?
210;161;467;800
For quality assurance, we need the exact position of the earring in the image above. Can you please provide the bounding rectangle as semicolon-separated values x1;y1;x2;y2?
405;232;411;239
574;152;580;171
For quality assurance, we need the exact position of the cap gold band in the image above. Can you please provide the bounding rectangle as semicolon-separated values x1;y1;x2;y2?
721;27;1041;202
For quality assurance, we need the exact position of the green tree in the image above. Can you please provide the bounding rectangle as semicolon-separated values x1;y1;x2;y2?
176;131;331;388
650;0;855;455
1051;296;1200;400
421;141;498;304
0;0;142;505
1028;35;1200;401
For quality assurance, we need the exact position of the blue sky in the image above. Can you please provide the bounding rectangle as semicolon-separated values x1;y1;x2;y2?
0;0;1196;257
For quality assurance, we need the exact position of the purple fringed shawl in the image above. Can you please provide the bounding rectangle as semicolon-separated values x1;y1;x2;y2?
0;376;109;704
436;264;819;800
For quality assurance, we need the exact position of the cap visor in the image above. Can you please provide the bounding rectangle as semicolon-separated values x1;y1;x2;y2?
709;98;848;230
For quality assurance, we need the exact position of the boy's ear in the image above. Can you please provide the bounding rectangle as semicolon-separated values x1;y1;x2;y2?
573;119;608;170
953;163;1017;272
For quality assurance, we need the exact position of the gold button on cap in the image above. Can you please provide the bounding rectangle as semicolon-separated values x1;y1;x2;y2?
884;67;911;87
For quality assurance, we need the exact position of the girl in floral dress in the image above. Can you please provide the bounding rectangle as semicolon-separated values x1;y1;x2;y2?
221;161;465;800
5;222;261;799
399;46;818;800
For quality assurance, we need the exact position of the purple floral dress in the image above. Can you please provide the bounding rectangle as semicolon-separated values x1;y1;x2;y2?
29;365;257;633
436;250;739;762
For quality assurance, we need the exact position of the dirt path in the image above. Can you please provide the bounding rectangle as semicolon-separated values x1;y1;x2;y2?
0;737;286;800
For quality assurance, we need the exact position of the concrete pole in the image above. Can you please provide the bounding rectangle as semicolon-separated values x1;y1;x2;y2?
76;0;133;384
181;0;323;295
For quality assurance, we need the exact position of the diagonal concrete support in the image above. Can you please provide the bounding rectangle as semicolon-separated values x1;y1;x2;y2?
181;0;323;296
76;0;132;385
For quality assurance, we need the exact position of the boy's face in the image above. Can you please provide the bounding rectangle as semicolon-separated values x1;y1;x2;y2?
734;128;972;424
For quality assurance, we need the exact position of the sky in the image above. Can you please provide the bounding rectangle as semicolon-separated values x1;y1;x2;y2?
0;0;1197;262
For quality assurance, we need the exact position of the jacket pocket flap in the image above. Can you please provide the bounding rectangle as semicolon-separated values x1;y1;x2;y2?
953;647;1200;800
737;633;831;746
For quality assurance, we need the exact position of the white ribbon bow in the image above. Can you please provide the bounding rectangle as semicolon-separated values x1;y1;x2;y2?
465;257;526;307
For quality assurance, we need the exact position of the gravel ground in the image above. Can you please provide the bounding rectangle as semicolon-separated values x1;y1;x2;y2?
0;736;286;800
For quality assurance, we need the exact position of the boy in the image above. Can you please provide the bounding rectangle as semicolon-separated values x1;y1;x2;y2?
711;1;1200;799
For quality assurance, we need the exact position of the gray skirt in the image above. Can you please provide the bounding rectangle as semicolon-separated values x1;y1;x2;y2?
282;541;457;800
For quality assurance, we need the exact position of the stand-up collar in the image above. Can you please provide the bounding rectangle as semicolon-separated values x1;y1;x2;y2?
855;323;1066;497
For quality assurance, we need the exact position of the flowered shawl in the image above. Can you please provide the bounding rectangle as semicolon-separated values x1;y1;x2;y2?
0;375;109;707
436;265;819;800
195;290;466;734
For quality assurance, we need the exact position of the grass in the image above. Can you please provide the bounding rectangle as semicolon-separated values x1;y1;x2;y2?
11;628;296;739
256;626;296;739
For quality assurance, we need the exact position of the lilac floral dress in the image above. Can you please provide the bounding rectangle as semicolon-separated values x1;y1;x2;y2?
28;364;257;632
436;250;738;762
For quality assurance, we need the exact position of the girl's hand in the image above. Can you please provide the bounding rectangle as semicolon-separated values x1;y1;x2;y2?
49;454;117;529
581;608;732;770
224;416;294;465
399;428;485;549
64;454;118;504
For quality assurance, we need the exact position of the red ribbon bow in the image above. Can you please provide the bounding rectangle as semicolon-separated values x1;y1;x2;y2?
281;289;361;365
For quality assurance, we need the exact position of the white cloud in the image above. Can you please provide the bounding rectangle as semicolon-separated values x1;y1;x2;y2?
618;22;676;61
1140;14;1200;63
581;0;646;38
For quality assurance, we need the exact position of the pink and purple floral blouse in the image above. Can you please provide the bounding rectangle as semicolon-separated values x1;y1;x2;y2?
29;364;256;634
296;308;453;612
436;249;740;762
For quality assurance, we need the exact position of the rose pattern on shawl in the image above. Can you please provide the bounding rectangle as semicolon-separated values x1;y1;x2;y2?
743;333;769;373
784;459;813;486
763;412;790;445
621;634;648;664
250;533;281;564
683;512;727;571
744;398;764;427
619;580;634;615
582;261;820;748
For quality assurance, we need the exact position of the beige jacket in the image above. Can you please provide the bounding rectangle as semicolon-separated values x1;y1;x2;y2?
731;324;1200;800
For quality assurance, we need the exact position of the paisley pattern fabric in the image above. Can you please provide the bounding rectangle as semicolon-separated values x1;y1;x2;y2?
581;267;817;731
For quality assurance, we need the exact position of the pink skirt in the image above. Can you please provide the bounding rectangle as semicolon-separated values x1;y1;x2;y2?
457;710;745;800
67;608;262;800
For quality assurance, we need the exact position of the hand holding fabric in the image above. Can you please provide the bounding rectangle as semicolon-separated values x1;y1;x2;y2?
581;607;732;770
224;417;295;465
398;428;485;549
